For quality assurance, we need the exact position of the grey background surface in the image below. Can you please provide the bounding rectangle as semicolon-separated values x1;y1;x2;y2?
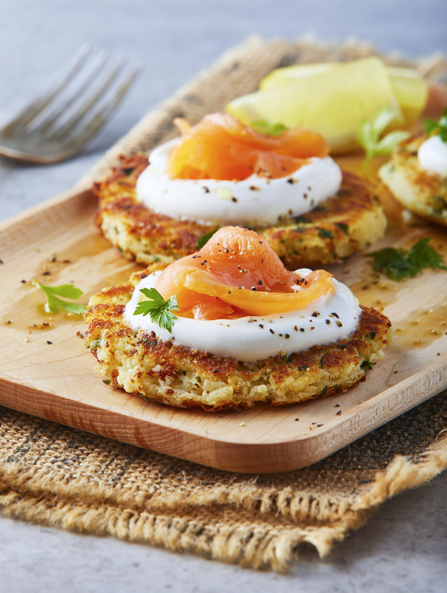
1;0;446;591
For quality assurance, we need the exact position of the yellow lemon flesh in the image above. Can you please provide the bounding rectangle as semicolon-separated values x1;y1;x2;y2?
226;57;426;154
259;63;335;88
260;62;428;125
386;66;428;124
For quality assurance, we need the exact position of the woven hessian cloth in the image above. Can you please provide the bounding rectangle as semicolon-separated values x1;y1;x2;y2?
1;37;447;572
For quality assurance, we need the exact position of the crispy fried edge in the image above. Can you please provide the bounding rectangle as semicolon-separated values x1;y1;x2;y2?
379;132;447;227
94;155;387;270
85;268;391;411
261;170;387;268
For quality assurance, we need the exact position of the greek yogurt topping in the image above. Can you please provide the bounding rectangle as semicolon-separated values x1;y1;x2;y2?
124;269;361;362
136;139;342;226
418;135;447;177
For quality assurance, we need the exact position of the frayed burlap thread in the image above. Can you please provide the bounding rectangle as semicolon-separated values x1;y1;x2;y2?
1;391;446;571
2;37;447;571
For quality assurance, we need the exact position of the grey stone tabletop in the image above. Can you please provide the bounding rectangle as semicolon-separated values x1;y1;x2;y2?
0;1;446;591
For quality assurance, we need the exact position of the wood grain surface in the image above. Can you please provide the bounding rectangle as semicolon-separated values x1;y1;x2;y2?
1;152;447;473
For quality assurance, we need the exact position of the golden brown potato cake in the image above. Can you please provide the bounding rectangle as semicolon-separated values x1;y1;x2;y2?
379;132;447;227
94;154;387;271
85;268;391;411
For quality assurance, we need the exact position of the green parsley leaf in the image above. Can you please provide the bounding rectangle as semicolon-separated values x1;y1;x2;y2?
360;360;374;371
134;288;179;333
433;196;447;214
424;108;447;144
196;228;218;250
250;119;288;137
366;238;447;280
33;280;87;314
335;222;349;236
317;228;334;240
358;107;410;160
424;119;441;135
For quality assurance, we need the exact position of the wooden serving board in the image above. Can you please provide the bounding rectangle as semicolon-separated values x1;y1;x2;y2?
1;151;446;474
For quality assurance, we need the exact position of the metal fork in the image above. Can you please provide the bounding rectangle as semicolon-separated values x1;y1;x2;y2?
0;45;143;164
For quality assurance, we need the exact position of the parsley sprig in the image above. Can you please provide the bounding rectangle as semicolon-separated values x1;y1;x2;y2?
250;119;288;137
366;238;447;281
424;108;447;143
134;288;179;333
33;281;87;314
196;227;218;250
358;107;410;161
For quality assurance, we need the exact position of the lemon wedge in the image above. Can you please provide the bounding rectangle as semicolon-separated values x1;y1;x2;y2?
386;66;428;123
226;57;412;154
260;62;428;125
259;63;335;89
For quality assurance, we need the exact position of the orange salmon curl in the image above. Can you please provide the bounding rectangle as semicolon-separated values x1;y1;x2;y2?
154;227;333;320
167;113;329;181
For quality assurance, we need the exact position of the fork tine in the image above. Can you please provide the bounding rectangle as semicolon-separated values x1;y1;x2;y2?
0;50;143;164
63;64;143;151
48;57;128;141
5;45;92;130
33;50;110;134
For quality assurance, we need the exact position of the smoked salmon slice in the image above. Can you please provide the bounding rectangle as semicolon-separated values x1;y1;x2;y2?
166;113;329;181
153;227;333;320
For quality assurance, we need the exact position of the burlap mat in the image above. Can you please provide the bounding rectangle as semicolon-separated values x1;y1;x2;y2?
1;37;447;572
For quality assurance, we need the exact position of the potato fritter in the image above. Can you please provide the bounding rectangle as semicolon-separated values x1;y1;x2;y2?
94;155;387;271
379;133;447;227
85;268;391;411
262;171;387;269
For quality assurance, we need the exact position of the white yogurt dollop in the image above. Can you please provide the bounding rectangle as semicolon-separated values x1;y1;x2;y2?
124;269;361;362
418;135;447;177
136;139;342;226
